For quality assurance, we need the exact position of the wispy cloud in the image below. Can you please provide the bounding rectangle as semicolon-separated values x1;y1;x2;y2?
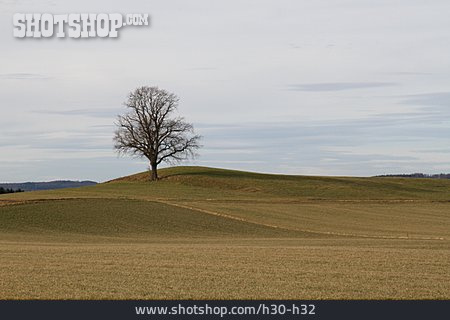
387;72;432;76
196;109;450;176
34;108;121;118
188;67;217;71
0;73;52;80
0;0;56;8
288;82;396;92
401;92;450;107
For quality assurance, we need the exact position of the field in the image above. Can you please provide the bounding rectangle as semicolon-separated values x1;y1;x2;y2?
0;166;449;299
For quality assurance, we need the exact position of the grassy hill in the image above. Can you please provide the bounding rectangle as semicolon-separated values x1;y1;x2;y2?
0;166;449;299
111;166;450;200
2;166;449;239
5;165;450;202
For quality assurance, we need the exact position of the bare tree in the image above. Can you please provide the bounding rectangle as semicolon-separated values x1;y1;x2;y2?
114;86;201;181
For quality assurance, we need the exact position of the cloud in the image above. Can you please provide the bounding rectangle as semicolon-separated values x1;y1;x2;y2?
0;73;52;80
188;67;217;71
401;92;450;107
398;92;450;123
287;82;396;92
387;72;432;76
1;0;450;181
0;0;55;8
34;108;121;118
2;109;450;181
414;148;450;154
195;110;450;176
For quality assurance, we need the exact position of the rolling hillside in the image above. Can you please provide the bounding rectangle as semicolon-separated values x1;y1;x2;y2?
0;166;449;299
4;166;450;201
1;166;449;240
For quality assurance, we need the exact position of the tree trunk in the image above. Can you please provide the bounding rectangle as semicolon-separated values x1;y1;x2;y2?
150;163;158;181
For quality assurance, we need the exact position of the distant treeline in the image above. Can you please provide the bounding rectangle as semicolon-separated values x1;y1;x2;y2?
0;187;24;194
0;180;97;192
376;173;450;179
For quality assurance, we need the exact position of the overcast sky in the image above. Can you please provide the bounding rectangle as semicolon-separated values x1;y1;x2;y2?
1;0;450;182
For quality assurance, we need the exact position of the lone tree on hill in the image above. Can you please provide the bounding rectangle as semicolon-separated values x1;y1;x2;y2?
114;86;201;181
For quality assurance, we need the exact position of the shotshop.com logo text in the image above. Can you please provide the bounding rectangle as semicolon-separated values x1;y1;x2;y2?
13;13;149;38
